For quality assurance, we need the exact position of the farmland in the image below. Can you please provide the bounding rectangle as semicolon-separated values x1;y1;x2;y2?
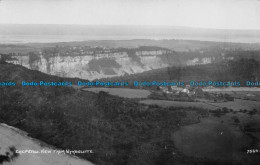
82;87;151;98
172;113;260;164
140;98;260;111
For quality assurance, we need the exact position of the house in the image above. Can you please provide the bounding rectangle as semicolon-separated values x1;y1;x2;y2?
181;88;190;94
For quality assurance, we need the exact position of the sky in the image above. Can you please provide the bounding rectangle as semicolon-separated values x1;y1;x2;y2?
0;0;260;30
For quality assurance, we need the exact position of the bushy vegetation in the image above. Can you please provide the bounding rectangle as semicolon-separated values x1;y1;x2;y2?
88;58;121;74
211;107;232;117
0;146;19;165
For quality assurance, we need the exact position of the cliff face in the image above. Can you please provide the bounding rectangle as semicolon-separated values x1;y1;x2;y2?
7;50;171;80
6;46;223;80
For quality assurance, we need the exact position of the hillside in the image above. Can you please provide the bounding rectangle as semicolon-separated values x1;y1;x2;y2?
100;58;260;87
0;62;213;165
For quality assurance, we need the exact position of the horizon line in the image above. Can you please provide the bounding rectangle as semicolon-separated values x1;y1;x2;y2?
1;23;260;31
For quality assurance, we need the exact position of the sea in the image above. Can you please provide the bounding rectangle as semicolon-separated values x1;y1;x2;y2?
0;25;260;44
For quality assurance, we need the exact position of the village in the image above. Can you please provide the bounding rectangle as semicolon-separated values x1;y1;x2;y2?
150;85;235;103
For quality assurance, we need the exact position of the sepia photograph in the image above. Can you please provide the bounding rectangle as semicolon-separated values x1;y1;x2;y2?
0;0;260;165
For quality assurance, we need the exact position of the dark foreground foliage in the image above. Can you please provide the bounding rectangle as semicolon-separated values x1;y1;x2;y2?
0;146;19;165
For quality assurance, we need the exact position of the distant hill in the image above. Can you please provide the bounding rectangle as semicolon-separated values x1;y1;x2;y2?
40;39;260;52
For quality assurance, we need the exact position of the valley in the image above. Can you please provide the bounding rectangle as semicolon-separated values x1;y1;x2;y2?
1;0;260;164
1;39;260;165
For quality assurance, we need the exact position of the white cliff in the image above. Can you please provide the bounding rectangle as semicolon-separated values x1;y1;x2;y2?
6;46;219;80
8;50;171;80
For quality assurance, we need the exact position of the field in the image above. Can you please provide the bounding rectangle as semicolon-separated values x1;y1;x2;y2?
82;87;260;111
172;113;260;164
82;87;151;98
141;87;260;164
140;89;260;111
81;87;260;111
210;99;260;111
140;98;260;111
203;87;260;102
140;99;218;109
